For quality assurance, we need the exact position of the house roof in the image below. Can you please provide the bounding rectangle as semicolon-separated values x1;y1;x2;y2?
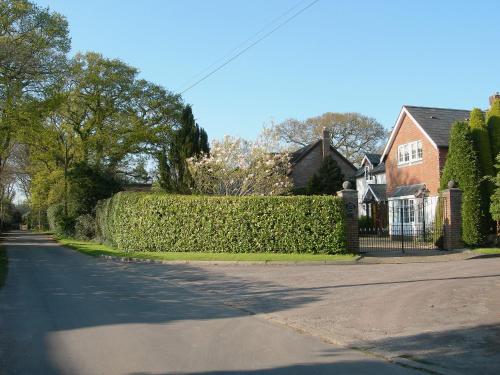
355;161;385;177
290;140;321;164
371;162;385;174
363;153;381;166
389;183;425;198
404;106;470;147
290;140;357;171
381;106;471;161
362;184;387;202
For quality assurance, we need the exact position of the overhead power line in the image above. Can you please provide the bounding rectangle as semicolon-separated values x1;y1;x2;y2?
178;0;309;90
180;0;320;94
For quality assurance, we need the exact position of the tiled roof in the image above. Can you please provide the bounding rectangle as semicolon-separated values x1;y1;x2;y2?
365;153;381;166
371;162;385;174
355;161;385;177
363;184;387;202
404;106;470;147
290;140;321;164
390;183;426;198
289;140;357;171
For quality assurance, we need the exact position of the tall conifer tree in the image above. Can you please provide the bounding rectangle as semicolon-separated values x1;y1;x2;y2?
488;99;500;162
440;121;484;245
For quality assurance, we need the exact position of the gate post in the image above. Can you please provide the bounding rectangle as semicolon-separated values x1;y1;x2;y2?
442;180;463;250
337;181;359;254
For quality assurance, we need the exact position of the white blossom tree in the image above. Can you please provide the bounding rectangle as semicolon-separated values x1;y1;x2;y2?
187;136;292;196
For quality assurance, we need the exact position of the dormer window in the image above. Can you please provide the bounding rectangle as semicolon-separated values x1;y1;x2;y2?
398;141;422;165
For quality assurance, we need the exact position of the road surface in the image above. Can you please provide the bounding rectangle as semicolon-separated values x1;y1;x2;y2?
0;231;421;375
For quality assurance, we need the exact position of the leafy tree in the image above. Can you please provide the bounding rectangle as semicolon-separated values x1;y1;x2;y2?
307;157;344;195
440;121;484;245
469;108;494;232
470;108;494;177
66;162;122;216
0;0;69;206
268;112;387;165
488;98;500;163
159;105;209;192
489;154;500;224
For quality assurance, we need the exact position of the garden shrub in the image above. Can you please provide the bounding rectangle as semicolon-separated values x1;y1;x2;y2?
96;192;347;254
74;214;96;240
47;204;75;237
440;121;484;245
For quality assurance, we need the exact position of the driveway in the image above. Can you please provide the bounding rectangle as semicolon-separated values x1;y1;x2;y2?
1;231;499;374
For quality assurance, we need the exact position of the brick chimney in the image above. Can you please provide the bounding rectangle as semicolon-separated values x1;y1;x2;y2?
490;92;500;106
322;127;330;160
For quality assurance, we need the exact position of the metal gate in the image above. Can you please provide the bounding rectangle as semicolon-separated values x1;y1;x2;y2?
359;196;447;253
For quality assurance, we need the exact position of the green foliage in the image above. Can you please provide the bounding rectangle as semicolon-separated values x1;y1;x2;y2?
440;121;485;245
489;154;500;221
158;105;210;192
67;162;123;216
96;192;347;254
47;203;75;237
74;214;96;240
470;108;494;177
307;157;344;195
488;99;500;163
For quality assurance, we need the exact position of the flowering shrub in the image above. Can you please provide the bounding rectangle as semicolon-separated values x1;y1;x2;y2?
187;136;292;196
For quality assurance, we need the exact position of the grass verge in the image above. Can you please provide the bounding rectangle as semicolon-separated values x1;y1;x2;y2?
57;238;358;262
0;244;7;288
471;248;500;255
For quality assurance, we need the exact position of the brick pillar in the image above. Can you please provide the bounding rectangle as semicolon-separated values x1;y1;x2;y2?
442;180;463;250
337;181;359;254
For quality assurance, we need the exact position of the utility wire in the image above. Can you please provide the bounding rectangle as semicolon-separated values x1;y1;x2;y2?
177;0;309;90
180;0;320;94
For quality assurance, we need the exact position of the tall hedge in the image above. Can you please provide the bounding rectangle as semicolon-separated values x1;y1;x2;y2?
469;108;494;231
470;108;494;177
488;99;500;161
440;121;484;245
96;192;347;254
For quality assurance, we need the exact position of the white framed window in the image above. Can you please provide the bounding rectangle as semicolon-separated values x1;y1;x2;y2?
365;166;374;182
397;140;423;165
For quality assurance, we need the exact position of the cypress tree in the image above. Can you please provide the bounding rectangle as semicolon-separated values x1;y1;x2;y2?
469;108;495;233
162;105;210;192
488;99;500;162
470;108;494;177
440;121;484;245
307;157;344;195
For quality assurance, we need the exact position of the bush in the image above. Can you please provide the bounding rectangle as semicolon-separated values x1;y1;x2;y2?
488;99;500;162
96;192;347;254
47;204;75;237
74;214;96;240
440;121;484;245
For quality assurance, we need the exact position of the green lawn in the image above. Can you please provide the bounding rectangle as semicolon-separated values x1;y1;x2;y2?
57;238;358;262
0;245;7;288
471;248;500;255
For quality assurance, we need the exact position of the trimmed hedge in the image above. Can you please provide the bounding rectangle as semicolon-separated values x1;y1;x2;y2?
96;192;347;254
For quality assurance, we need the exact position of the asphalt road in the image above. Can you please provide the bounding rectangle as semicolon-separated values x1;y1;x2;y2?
0;231;421;375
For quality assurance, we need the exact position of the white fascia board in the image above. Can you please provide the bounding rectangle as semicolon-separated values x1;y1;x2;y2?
381;106;438;162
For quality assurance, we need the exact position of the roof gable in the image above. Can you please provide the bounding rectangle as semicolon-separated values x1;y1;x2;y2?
290;140;357;172
381;106;470;161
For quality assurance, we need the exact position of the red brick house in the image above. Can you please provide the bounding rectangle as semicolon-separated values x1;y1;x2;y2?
380;105;471;232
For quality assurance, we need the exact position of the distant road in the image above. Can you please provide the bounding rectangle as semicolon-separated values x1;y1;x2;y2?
0;231;418;375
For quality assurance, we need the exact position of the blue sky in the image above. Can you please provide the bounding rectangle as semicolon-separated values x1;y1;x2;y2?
34;0;500;141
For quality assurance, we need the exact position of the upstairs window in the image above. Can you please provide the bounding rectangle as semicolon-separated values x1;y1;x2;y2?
398;141;422;165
